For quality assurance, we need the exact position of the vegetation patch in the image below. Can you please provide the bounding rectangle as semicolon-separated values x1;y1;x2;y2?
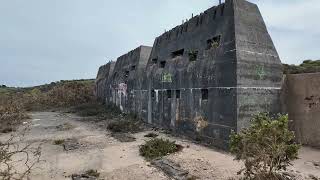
283;60;320;74
139;138;183;160
107;114;143;133
71;103;121;118
230;113;300;180
54;139;65;145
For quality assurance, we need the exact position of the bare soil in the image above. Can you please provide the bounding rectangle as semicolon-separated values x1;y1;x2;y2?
0;112;319;180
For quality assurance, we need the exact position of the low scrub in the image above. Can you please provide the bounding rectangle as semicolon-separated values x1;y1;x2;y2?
230;113;300;179
107;119;142;133
283;60;320;74
139;138;182;160
71;103;121;118
0;100;29;133
107;113;143;133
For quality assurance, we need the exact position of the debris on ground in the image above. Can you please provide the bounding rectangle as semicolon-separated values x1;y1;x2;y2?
111;133;136;142
71;169;100;180
151;158;197;180
144;132;159;138
60;138;84;151
56;122;74;131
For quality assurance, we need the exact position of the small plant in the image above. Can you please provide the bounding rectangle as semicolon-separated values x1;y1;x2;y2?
229;113;300;179
54;139;65;145
139;138;182;160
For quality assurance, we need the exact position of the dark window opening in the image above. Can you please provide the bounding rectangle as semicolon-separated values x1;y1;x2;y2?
125;70;130;77
201;89;208;100
151;90;155;98
176;90;181;99
171;49;184;58
167;90;172;99
213;10;217;19
160;61;166;68
188;50;198;62
152;58;158;64
221;5;225;16
206;35;221;50
131;65;136;70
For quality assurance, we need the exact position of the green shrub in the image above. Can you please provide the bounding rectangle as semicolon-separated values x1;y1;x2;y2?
230;113;300;179
139;138;182;160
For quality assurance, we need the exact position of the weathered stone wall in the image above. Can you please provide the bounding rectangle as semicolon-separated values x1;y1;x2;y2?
282;73;320;148
96;0;282;149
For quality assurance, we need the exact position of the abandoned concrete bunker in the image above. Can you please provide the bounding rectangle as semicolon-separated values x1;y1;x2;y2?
95;0;283;149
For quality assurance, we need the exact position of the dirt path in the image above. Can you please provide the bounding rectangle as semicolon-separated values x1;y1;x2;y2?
1;112;319;180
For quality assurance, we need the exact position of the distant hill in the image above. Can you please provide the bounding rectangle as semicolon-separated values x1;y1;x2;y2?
283;60;320;74
0;79;95;94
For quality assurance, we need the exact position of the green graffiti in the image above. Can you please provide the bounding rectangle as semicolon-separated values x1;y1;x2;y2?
256;66;266;80
162;73;172;83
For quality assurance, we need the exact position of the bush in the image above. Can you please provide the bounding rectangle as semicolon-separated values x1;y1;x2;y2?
139;138;182;160
230;113;300;179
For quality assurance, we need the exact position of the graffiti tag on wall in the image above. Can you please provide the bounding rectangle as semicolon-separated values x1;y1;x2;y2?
161;73;173;83
118;83;127;96
256;66;266;80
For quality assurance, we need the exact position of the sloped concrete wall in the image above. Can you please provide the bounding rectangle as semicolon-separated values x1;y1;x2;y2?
282;73;320;148
233;0;283;131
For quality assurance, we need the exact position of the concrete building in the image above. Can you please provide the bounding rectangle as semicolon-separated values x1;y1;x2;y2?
96;0;282;148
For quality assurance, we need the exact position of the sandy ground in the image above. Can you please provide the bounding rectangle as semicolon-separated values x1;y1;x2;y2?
0;112;319;180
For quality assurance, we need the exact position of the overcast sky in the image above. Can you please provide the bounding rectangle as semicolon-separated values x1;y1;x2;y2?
0;0;319;87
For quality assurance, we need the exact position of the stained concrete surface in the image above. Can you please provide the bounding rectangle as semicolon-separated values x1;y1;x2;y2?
0;112;319;180
282;73;320;148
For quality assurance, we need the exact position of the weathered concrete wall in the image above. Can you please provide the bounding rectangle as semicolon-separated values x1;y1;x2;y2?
107;46;152;112
97;0;282;149
95;62;115;103
282;73;320;148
